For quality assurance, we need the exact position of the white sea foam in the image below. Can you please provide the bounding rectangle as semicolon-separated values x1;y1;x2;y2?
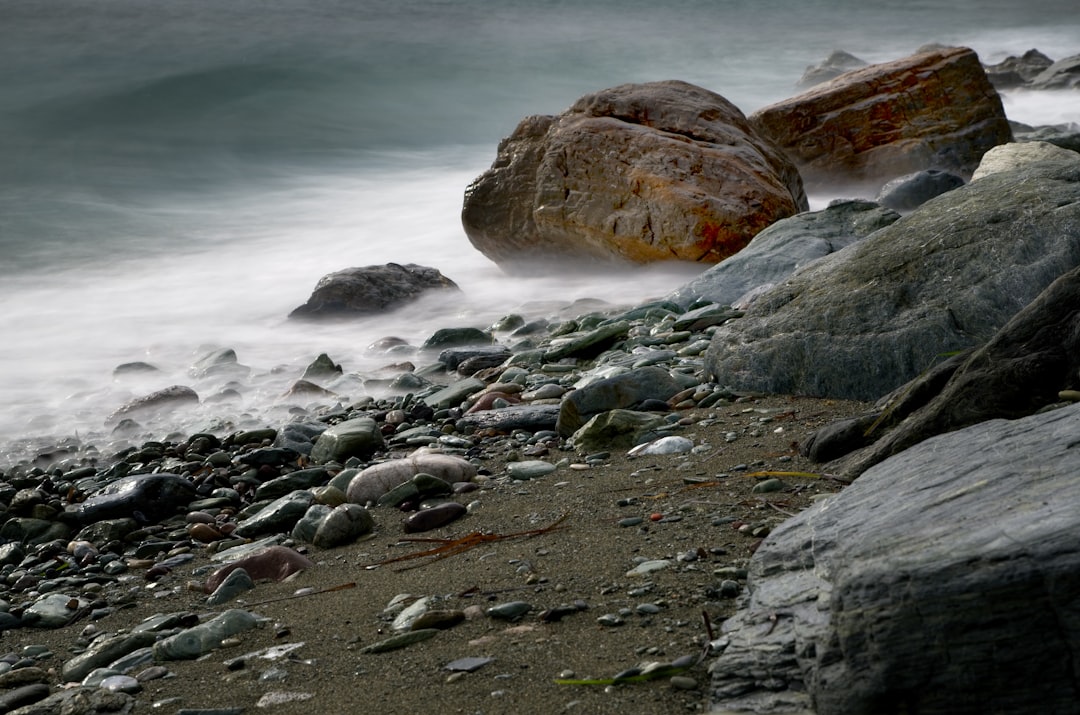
0;0;1077;463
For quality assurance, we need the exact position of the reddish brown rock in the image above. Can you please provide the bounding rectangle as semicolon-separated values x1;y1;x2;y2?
749;46;1012;187
203;545;314;593
462;80;807;273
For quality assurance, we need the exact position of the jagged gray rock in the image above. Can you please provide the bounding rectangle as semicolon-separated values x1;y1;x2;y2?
289;263;460;320
704;158;1080;401
826;261;1080;478
462;80;807;272
709;402;1080;715
667;199;899;310
1029;53;1080;89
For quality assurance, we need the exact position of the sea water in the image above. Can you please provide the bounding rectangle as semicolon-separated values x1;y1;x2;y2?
0;0;1077;461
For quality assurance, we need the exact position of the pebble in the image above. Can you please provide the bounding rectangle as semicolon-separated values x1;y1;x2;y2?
0;288;815;713
486;601;532;621
626;560;672;577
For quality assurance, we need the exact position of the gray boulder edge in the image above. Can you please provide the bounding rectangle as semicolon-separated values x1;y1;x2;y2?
709;402;1080;714
704;159;1080;401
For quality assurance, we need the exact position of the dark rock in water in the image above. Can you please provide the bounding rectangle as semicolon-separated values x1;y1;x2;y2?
795;49;868;89
462;80;806;272
308;417;384;464
421;327;492;350
982;48;1054;89
189;347;250;380
456;404;561;434
557;366;682;437
437;345;511;371
874;169;965;211
831;262;1080;478
709;403;1080;715
282;379;337;400
1029;53;1080;89
704;158;1080;401
73;473;196;525
667;199;899;310
751;46;1012;186
289;263;460;320
107;385;199;423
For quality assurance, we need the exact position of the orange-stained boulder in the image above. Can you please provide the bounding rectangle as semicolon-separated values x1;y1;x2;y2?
749;47;1012;188
462;80;808;273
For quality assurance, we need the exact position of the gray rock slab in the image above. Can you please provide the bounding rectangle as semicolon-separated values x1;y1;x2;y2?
709;402;1080;714
704;159;1080;401
288;263;460;320
667;199;899;310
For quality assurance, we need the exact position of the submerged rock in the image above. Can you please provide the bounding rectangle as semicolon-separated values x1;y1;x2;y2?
710;403;1080;715
462;80;807;272
667;199;899;310
704;158;1080;401
289;263;460;320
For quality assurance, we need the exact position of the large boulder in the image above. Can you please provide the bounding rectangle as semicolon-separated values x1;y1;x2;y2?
709;402;1080;715
462;80;808;273
703;158;1080;401
749;46;1012;187
666;199;899;310
289;263;460;320
982;48;1054;89
1029;53;1080;90
820;261;1080;478
73;473;197;525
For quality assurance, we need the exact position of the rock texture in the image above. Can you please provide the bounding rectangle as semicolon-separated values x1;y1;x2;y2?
289;263;460;320
666;199;899;310
1030;53;1080;89
704;158;1080;401
709;402;1080;715
749;46;1012;187
461;80;808;273
824;262;1080;478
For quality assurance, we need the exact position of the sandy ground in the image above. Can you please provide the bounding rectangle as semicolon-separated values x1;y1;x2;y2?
1;394;871;715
